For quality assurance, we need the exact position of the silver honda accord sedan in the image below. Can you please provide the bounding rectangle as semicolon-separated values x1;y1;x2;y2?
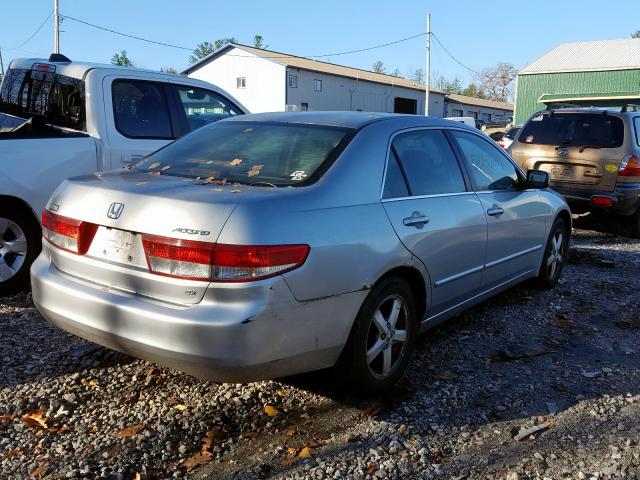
31;112;571;392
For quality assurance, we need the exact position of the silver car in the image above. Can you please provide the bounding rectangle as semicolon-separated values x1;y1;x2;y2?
31;112;571;393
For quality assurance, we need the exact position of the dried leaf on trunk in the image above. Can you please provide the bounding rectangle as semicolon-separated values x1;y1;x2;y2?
147;163;161;169
247;164;264;177
229;158;243;166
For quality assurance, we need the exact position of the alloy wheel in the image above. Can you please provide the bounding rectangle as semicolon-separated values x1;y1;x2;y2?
546;230;564;280
366;294;409;379
0;217;28;282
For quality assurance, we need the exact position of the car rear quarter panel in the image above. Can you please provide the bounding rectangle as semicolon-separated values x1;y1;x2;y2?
216;121;431;303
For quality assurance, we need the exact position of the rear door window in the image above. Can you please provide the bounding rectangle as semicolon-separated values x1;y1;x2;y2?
634;117;640;146
174;86;242;132
112;80;173;139
391;129;466;196
519;112;623;148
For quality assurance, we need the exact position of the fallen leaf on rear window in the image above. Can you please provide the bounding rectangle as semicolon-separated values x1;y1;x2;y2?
183;451;213;469
30;466;47;478
264;405;280;417
150;171;161;176
115;425;144;438
21;411;48;429
203;176;216;184
174;404;189;411
211;188;223;192
147;163;160;169
135;181;148;186
247;164;263;177
298;447;313;458
161;165;171;171
229;158;243;166
231;189;242;193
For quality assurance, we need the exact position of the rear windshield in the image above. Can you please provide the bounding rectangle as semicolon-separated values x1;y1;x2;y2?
518;113;623;148
0;67;86;131
634;117;640;146
133;121;354;186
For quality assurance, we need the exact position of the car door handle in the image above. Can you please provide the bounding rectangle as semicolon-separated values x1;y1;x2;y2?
486;206;505;217
403;213;430;227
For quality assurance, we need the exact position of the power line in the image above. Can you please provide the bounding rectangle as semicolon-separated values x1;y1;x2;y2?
6;10;53;51
61;14;426;59
430;32;481;76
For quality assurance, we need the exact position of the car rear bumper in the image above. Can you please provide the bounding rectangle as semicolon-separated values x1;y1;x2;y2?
30;252;366;383
553;183;640;216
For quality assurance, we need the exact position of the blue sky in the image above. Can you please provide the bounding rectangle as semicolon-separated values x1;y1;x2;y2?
1;0;639;84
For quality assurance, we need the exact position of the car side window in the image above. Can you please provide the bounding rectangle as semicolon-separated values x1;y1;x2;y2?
112;80;173;139
174;86;242;132
383;150;409;199
450;130;520;191
390;129;466;196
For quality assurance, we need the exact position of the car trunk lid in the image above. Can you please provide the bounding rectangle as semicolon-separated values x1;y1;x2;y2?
45;171;243;305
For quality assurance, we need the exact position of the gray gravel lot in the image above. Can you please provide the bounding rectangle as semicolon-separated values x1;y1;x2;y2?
1;229;639;480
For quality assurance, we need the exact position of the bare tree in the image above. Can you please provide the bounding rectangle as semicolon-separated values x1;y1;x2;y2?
411;68;425;84
111;50;133;67
372;61;386;74
390;68;403;78
160;67;178;74
478;62;517;102
632;31;640;38
189;38;238;64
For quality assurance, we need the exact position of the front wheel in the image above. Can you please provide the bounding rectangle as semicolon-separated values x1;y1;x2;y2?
535;217;569;289
336;277;418;394
0;206;41;297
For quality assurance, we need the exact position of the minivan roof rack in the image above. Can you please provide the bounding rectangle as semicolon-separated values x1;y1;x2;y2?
621;104;640;112
48;53;71;63
545;102;581;110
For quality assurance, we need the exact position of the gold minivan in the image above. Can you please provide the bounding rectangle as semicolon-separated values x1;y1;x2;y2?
509;107;640;236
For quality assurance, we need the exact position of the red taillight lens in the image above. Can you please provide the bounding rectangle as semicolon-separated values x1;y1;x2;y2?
619;155;640;177
141;234;310;282
497;140;506;148
591;196;615;207
41;210;98;255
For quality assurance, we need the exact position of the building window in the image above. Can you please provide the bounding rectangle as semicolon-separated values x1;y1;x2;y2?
467;111;478;119
236;77;246;89
481;113;491;122
288;75;298;88
314;79;322;92
301;102;309;111
451;109;463;117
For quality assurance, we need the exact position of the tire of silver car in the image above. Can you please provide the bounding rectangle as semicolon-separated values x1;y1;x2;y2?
535;217;569;289
0;205;41;297
337;277;418;394
628;208;640;239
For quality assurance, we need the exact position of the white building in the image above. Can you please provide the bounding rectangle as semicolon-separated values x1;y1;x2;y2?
183;43;513;119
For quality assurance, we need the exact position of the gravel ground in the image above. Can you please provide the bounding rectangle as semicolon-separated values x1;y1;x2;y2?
1;229;639;480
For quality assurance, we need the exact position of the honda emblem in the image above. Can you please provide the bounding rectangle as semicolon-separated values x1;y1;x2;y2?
107;203;125;219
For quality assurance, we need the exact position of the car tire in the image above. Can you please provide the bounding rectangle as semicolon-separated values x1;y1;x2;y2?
535;217;569;289
627;208;640;239
0;205;41;297
336;276;418;394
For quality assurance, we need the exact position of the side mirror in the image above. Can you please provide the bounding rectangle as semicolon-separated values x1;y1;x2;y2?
527;169;549;189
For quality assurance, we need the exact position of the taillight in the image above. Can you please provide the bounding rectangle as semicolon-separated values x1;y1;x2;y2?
141;234;310;282
41;210;98;255
619;155;640;177
497;140;506;149
591;195;615;207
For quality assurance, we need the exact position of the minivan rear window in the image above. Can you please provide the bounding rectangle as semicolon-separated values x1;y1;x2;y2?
518;113;623;148
134;121;354;186
634;117;640;146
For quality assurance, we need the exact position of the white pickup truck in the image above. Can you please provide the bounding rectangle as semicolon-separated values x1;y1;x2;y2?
0;55;247;295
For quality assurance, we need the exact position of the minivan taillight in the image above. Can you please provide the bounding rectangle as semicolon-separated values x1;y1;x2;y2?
619;155;640;177
41;210;98;255
141;234;310;282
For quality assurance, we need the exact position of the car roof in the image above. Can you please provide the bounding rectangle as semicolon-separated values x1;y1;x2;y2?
222;111;477;130
533;107;633;117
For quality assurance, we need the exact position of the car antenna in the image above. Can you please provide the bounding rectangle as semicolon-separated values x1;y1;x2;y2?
48;53;71;63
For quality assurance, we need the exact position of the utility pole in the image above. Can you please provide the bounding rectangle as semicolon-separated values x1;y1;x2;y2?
53;0;60;53
0;48;4;79
425;13;431;116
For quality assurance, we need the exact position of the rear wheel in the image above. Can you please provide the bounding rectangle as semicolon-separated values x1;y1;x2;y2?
0;206;41;297
336;277;418;394
535;217;568;289
628;208;640;239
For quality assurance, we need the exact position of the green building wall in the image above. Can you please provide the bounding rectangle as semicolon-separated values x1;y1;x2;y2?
514;69;640;124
